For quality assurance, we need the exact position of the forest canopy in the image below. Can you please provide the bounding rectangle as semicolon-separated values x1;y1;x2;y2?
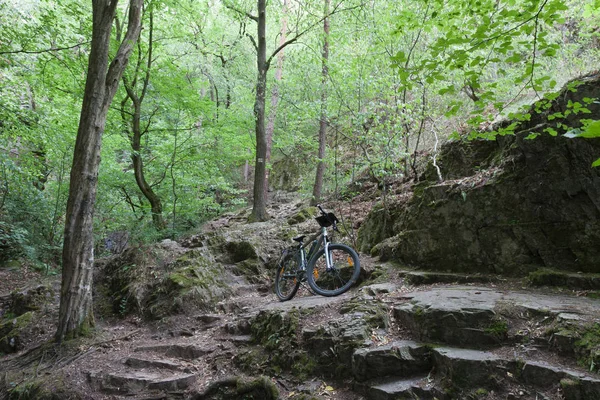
1;0;599;270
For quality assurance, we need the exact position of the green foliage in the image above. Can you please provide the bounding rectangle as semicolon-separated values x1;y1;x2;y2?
0;0;598;267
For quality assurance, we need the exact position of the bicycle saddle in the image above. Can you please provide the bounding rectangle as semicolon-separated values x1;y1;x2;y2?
293;235;305;243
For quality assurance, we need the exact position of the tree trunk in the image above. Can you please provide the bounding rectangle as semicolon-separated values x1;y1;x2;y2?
56;0;142;343
130;104;166;230
264;0;288;200
249;0;269;222
311;0;330;206
122;8;166;230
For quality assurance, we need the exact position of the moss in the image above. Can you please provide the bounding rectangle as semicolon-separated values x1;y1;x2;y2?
236;376;279;399
235;259;263;282
528;268;566;287
574;323;600;371
484;319;508;339
8;376;81;400
251;309;300;348
291;353;318;380
287;207;316;225
474;388;489;397
360;265;388;285
224;240;257;263
561;378;580;389
413;306;425;318
0;311;35;353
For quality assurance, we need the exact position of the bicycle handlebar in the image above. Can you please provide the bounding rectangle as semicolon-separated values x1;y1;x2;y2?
316;204;338;231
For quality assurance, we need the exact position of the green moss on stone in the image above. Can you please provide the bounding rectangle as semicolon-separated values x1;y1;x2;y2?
574;323;600;371
287;207;316;225
485;319;508;339
528;268;565;286
0;311;35;353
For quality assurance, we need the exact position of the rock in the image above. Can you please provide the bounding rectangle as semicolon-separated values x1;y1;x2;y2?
0;311;34;353
402;271;499;286
222;240;258;263
286;207;316;225
124;356;182;370
360;283;398;296
88;370;196;394
358;74;600;275
520;361;584;388
191;375;278;399
352;341;432;381
356;376;441;400
432;347;510;388
9;285;53;316
529;269;600;290
393;288;504;347
134;344;216;360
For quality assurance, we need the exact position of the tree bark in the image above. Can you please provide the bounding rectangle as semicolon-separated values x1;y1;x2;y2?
249;0;269;222
311;0;330;206
56;0;142;343
264;0;288;200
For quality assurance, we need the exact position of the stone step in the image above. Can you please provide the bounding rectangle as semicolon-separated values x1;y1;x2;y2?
392;286;600;359
88;370;196;394
134;343;216;360
355;376;442;400
352;341;432;382
124;356;182;371
528;268;600;291
393;290;502;348
401;270;501;286
432;346;600;396
350;342;600;399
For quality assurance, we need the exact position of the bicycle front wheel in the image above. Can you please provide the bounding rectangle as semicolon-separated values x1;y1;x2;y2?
306;244;361;297
275;250;301;301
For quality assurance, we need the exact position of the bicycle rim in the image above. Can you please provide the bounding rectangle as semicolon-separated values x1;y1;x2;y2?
275;253;301;301
307;244;361;296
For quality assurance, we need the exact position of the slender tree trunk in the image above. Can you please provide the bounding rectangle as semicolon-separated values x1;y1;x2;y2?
56;0;142;343
250;0;269;222
311;0;330;206
130;103;166;230
264;0;288;199
122;8;165;230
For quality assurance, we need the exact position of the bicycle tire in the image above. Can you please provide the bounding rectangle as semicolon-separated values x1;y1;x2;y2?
306;243;361;297
274;250;301;301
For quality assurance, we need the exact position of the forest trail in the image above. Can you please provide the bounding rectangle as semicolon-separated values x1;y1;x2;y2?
48;257;600;399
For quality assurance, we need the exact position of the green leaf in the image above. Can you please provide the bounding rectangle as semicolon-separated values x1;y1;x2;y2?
544;127;558;137
579;120;600;138
593;158;600;168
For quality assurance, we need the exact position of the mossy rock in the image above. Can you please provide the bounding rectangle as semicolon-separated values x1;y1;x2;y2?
251;309;300;348
529;268;600;290
9;285;54;316
145;250;231;318
287;207;316;226
195;375;279;400
224;241;257;263
484;319;508;340
234;259;265;283
0;311;34;353
574;322;600;371
8;376;84;400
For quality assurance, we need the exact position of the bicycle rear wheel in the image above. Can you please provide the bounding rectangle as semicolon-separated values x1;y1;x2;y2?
274;249;301;301
306;243;361;297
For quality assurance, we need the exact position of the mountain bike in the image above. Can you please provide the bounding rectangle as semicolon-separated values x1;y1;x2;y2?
274;205;361;301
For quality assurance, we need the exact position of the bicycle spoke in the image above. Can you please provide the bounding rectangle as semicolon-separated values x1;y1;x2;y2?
308;244;360;296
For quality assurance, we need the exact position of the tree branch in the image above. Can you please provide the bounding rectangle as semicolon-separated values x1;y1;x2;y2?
0;42;89;56
223;1;258;22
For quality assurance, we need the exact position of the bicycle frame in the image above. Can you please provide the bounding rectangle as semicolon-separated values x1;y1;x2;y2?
296;226;332;272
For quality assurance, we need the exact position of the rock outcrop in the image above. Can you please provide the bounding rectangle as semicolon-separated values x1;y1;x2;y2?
359;74;600;275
